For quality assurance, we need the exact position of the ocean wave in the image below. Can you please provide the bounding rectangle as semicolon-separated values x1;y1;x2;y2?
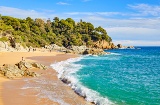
51;57;114;105
110;52;122;55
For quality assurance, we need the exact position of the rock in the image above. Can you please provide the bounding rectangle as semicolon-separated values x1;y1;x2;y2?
93;40;110;49
28;71;40;77
0;61;46;79
127;46;134;49
45;44;67;52
0;41;9;49
82;48;106;55
70;45;87;54
16;61;32;70
15;43;28;51
31;62;47;70
117;44;123;48
0;64;24;78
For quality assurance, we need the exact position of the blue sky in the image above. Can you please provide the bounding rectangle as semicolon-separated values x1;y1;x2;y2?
0;0;160;46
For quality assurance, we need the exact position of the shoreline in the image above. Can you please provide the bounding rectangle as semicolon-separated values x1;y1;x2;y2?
0;51;92;105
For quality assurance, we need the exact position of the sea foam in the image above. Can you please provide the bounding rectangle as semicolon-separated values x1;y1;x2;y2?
51;56;114;105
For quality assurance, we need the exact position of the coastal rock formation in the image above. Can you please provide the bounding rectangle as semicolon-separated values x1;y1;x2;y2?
93;40;116;49
31;62;47;70
0;41;28;52
45;44;66;51
93;40;110;49
116;44;135;49
0;61;47;79
16;61;33;70
0;41;9;51
15;43;28;51
68;45;87;54
83;48;107;55
66;45;107;55
117;44;123;48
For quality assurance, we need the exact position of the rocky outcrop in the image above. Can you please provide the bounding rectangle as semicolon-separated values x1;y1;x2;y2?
116;44;135;49
0;41;28;52
0;61;47;79
68;45;87;54
0;41;10;51
117;44;123;48
93;40;110;49
93;40;116;49
31;62;47;70
45;44;66;52
15;43;28;51
66;45;107;55
83;48;107;55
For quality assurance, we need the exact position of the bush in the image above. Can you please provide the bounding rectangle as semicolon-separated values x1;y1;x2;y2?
0;36;8;41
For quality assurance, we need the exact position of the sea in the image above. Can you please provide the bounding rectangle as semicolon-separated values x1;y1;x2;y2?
51;47;160;105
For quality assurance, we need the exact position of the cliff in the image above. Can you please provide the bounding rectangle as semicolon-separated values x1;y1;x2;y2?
93;40;116;49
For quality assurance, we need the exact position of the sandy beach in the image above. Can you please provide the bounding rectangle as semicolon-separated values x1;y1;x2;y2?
0;51;92;105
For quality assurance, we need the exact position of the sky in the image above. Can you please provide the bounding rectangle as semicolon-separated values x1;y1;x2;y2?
0;0;160;46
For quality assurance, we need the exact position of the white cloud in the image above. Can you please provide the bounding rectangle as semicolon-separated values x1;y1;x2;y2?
128;4;160;16
106;27;160;41
0;6;49;18
113;40;160;46
56;2;70;5
0;6;60;19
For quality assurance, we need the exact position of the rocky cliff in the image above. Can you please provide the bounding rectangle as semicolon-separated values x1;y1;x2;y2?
93;40;116;49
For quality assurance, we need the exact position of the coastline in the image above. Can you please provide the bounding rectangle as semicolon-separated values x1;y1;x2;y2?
0;51;92;105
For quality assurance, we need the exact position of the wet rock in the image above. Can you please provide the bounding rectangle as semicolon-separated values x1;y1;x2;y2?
117;44;123;48
82;48;106;55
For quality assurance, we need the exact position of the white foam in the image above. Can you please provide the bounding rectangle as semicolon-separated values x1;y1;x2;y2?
110;52;122;55
51;57;114;105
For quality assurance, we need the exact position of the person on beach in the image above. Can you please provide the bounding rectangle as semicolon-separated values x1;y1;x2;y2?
22;57;24;61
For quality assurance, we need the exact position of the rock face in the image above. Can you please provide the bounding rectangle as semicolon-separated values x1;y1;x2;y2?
68;45;87;54
31;62;47;70
93;40;116;49
66;45;107;55
116;44;135;49
83;48;106;55
0;41;9;51
45;44;66;51
0;41;28;52
0;61;47;79
15;43;28;51
117;44;123;48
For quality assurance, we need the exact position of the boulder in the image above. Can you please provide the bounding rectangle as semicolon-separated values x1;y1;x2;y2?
16;61;32;70
93;40;110;49
31;62;47;70
0;64;24;78
117;44;123;48
69;45;87;54
82;48;106;55
0;41;9;49
0;63;41;79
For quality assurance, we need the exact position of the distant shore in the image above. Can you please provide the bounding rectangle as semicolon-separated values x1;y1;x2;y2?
0;51;92;105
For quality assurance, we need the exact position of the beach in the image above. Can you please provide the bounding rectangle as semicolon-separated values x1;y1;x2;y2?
0;51;92;105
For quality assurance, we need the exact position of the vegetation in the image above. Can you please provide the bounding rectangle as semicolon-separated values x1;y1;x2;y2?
0;15;112;47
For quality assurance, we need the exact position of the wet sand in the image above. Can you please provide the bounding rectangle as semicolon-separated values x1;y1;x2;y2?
0;52;92;105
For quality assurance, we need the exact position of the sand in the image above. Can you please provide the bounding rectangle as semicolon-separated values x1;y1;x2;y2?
0;51;92;105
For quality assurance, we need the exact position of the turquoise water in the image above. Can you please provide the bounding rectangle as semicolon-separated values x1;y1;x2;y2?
52;47;160;105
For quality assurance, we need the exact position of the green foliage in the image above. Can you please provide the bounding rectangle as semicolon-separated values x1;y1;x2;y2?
0;15;112;48
0;36;8;41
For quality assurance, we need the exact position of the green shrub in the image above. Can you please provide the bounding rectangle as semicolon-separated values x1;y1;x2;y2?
0;36;8;41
